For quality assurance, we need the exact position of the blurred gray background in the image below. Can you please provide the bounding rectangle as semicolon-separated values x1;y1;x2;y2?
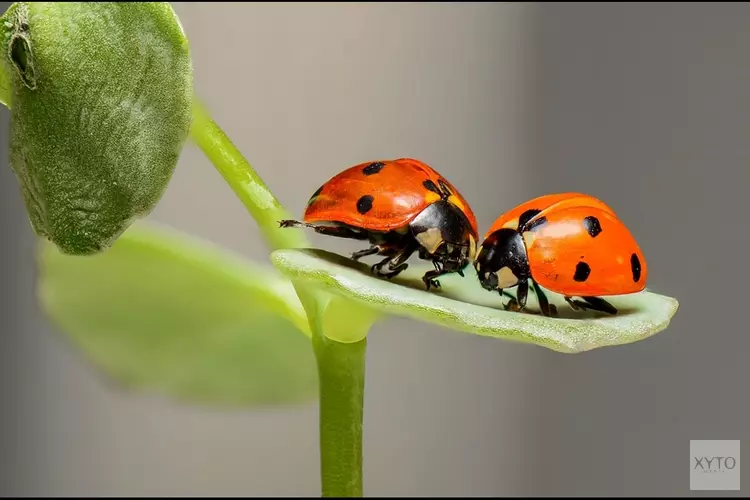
1;2;748;496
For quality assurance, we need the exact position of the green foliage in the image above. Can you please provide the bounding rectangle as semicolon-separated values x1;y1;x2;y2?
189;100;311;253
1;2;193;255
272;248;679;353
38;222;317;407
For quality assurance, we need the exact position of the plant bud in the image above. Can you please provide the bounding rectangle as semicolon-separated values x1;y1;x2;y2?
1;2;193;254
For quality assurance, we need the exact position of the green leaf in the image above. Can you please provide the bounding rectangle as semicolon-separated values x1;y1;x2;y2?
1;2;193;255
270;248;679;354
38;222;318;407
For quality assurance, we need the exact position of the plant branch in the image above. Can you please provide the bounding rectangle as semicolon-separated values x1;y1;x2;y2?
190;98;368;497
189;99;309;252
313;330;366;497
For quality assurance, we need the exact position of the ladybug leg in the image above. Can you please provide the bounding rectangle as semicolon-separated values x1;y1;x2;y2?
431;261;446;289
495;289;523;311
382;262;410;279
421;261;468;290
371;256;393;274
583;297;617;314
421;264;445;291
279;219;331;231
564;296;583;311
371;243;417;280
580;296;618;315
278;220;369;240
351;245;379;261
420;255;469;290
278;219;307;228
502;295;521;312
530;280;554;317
564;296;618;315
516;280;529;311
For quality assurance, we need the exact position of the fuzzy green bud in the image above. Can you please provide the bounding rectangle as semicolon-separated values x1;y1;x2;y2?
1;2;193;254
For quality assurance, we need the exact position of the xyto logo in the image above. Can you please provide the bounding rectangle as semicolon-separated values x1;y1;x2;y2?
693;456;737;473
690;440;740;491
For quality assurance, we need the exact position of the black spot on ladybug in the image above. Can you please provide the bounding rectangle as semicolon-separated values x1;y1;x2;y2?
631;253;641;282
573;261;591;282
518;209;542;231
307;185;324;206
423;180;441;194
583;215;602;237
356;195;374;215
362;162;385;176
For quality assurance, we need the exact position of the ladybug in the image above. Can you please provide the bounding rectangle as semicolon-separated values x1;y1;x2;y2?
473;192;648;317
279;158;478;290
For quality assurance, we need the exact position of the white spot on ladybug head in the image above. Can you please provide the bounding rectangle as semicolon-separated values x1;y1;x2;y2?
468;234;477;260
415;227;444;254
496;266;519;288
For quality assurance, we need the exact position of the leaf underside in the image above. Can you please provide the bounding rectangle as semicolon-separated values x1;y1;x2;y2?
37;222;317;408
271;248;679;354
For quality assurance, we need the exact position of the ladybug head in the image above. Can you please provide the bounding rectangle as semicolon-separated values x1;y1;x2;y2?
409;200;478;273
474;228;530;291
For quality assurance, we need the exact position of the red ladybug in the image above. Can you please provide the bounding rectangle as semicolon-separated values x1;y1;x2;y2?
279;158;478;290
473;193;648;316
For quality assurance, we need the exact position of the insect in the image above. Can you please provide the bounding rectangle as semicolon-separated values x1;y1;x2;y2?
279;158;479;290
473;192;648;317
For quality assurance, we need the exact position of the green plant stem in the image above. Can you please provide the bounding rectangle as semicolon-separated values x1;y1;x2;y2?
313;331;366;497
190;99;366;497
189;100;308;252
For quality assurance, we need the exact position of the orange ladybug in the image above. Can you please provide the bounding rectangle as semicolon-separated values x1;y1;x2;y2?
473;193;647;316
279;158;479;290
